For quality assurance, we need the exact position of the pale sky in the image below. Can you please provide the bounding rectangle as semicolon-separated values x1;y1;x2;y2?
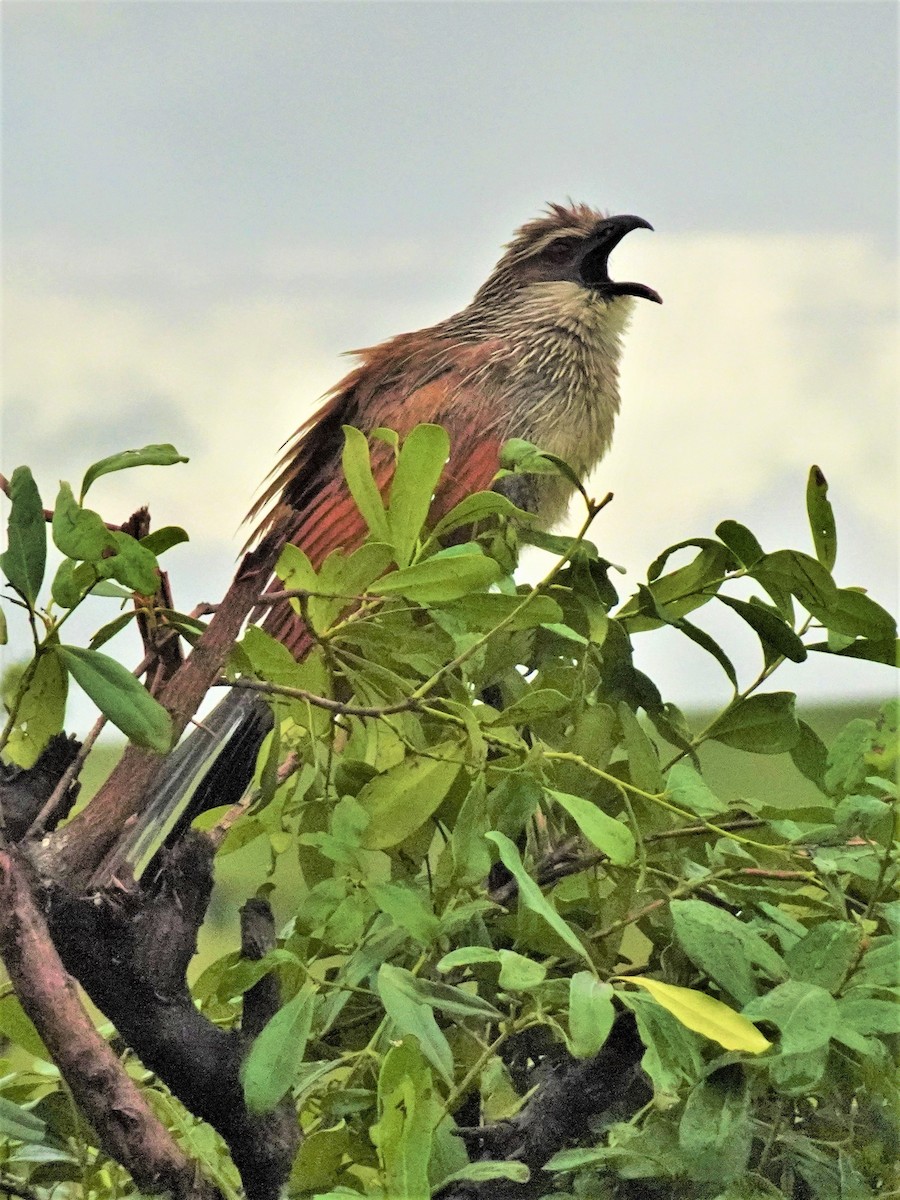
2;1;897;726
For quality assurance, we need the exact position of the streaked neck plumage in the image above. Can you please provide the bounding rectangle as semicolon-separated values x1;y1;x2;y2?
440;281;635;525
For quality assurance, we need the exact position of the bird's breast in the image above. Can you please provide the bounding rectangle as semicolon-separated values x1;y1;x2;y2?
499;304;629;526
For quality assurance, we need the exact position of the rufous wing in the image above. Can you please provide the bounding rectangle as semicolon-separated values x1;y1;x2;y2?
255;338;509;658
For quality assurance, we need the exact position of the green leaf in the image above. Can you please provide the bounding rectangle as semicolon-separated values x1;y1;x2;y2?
715;519;764;568
717;595;807;663
623;977;772;1054
139;525;189;556
500;438;583;498
434;591;562;633
341;426;391;542
429;490;531;542
851;937;900;990
806;465;836;570
678;1069;752;1183
486;831;593;967
822;588;896;640
837;996;900;1036
0;995;51;1060
51;482;116;561
239;624;307;686
569;972;615;1058
376;966;454;1085
665;763;728;817
55;645;172;752
647;537;736;584
674;615;740;687
824;718;876;795
619;991;705;1097
671;900;786;1005
437;946;503;972
438;1162;531;1187
79;443;188;500
790;719;828;789
540;621;588;646
441;948;542;992
314;542;395;631
50;559;96;608
0;466;46;605
368;882;441;945
373;1037;434;1200
0;1095;48;1142
3;649;68;768
387;424;450;566
618;703;663;792
90;579;134;599
521;527;600;560
741;981;837;1054
491;688;571;726
751;549;894;641
288;1124;351;1195
275;541;318;593
808;635;898;665
241;988;315;1113
374;963;502;1021
372;552;504;603
88;611;138;650
784;921;862;994
621;544;734;631
497;950;548;990
357;748;461;849
547;789;635;865
834;792;892;836
104;531;160;595
706;692;800;754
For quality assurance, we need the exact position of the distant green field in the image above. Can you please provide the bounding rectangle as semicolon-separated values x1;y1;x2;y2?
73;697;891;974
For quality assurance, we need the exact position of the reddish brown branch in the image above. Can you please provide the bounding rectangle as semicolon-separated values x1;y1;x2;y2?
0;847;222;1200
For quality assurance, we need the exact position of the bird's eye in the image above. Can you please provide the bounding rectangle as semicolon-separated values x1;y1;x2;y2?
543;237;579;264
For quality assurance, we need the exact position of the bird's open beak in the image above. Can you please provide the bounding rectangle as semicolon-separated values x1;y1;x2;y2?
579;215;662;304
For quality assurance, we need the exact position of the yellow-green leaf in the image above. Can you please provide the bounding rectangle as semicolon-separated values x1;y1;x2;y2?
622;977;771;1054
357;747;462;849
548;789;635;865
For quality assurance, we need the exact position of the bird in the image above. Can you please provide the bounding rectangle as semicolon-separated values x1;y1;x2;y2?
117;202;661;876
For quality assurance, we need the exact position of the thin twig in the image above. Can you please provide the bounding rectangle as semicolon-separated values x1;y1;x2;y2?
220;676;423;718
27;713;107;839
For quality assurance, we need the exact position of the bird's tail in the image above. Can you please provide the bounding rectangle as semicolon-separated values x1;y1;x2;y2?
100;688;274;881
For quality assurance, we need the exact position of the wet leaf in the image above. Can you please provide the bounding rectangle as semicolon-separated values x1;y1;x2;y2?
80;443;188;500
0;466;46;605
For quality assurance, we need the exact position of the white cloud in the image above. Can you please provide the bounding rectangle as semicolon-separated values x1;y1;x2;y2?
598;232;896;544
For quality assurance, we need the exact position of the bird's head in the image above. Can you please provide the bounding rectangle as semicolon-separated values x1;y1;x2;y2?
470;202;662;314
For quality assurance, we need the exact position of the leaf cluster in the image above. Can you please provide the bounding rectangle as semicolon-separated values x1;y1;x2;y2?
1;447;189;763
1;431;897;1199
